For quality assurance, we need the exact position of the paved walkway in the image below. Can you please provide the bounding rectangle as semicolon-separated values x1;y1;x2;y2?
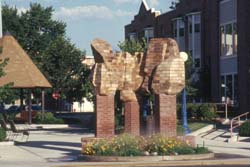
196;124;250;157
1;125;250;167
0;127;94;167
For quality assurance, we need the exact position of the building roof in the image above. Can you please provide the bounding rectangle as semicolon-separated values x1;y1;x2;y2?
0;34;52;88
142;0;150;11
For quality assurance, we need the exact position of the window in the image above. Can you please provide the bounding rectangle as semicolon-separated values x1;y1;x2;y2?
194;58;201;68
220;22;237;57
233;23;237;55
225;24;233;56
172;18;185;51
128;33;137;41
173;21;177;37
144;27;154;45
188;16;192;34
194;23;200;33
187;13;201;68
221;75;225;99
220;74;238;103
234;74;238;103
220;26;225;56
179;28;184;37
226;75;232;98
179;20;185;37
172;19;184;37
194;15;200;33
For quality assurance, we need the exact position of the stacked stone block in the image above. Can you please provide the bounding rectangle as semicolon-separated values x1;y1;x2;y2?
90;38;186;138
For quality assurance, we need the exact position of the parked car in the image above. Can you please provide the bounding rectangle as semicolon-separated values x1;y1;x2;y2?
5;105;22;113
3;105;41;122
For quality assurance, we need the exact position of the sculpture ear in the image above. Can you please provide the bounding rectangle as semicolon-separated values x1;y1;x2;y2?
91;38;114;70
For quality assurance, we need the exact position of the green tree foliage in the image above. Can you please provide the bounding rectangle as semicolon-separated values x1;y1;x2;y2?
2;3;92;103
0;58;18;104
3;4;66;67
42;37;91;102
184;53;198;101
118;38;146;54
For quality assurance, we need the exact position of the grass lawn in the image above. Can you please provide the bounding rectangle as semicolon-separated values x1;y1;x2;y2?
177;121;210;135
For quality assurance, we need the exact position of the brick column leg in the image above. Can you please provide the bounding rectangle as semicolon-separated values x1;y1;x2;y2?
124;101;140;136
95;95;115;138
154;94;177;137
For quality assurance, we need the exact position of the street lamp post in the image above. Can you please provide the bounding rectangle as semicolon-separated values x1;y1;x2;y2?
182;88;191;135
179;51;191;135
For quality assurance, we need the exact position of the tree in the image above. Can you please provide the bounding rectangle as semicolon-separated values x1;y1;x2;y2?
2;3;92;103
184;53;198;102
42;37;91;103
3;4;66;67
0;58;19;104
118;38;146;54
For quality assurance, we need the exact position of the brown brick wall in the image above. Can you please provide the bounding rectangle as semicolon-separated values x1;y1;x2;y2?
124;101;140;136
95;95;115;138
154;94;177;137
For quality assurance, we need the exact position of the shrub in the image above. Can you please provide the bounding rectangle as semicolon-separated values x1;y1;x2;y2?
199;104;217;121
83;134;209;156
194;146;210;154
0;127;6;142
177;103;217;121
187;103;200;119
239;121;250;137
35;112;64;124
177;103;199;120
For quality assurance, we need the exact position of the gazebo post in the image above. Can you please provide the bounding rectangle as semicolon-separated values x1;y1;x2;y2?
28;89;32;125
42;89;45;121
20;89;24;107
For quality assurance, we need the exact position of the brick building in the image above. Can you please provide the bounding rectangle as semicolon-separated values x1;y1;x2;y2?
125;0;250;113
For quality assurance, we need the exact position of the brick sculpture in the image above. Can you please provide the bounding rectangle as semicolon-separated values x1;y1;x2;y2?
90;38;186;138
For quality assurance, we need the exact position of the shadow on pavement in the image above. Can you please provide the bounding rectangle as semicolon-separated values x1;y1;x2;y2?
16;140;82;162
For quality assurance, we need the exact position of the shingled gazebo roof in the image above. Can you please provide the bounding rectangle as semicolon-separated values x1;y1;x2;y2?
0;34;52;88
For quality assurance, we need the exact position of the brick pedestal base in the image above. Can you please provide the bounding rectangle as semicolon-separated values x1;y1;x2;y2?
96;95;115;138
124;101;140;136
155;94;177;137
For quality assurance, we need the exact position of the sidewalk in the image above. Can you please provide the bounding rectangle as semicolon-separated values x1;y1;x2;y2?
0;127;94;167
1;125;250;167
53;158;250;167
195;124;250;157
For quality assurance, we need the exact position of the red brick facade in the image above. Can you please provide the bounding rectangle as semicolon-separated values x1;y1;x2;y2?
124;101;140;136
125;0;250;114
95;95;115;138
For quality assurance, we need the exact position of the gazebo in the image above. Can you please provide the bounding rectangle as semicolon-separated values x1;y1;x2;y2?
0;34;52;124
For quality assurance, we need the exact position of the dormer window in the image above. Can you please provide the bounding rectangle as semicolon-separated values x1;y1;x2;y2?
144;27;154;44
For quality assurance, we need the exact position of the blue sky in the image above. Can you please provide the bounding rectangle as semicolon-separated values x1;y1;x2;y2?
3;0;173;55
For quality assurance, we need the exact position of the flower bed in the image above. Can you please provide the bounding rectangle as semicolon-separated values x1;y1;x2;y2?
82;134;209;157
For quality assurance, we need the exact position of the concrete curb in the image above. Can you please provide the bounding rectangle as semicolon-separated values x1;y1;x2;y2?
188;124;215;136
79;153;214;162
29;124;78;129
54;158;250;167
0;141;14;146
